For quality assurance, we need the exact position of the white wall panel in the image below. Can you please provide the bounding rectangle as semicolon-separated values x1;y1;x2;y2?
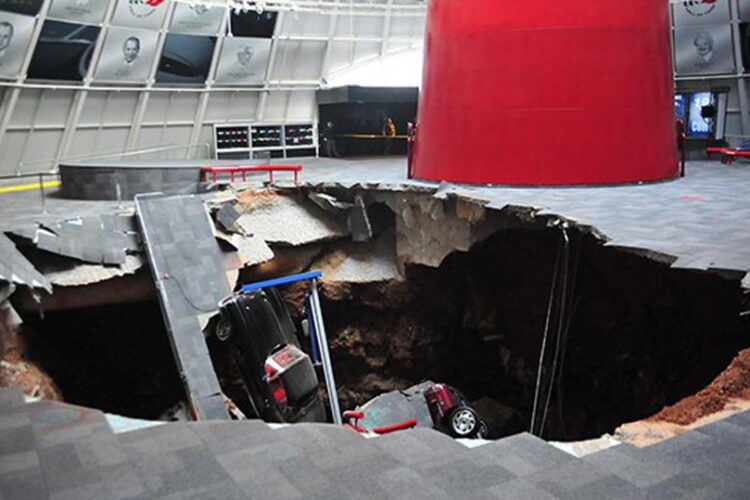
285;90;316;121
335;15;383;37
270;40;326;80
279;12;329;36
205;91;258;123
8;89;42;128
68;126;130;158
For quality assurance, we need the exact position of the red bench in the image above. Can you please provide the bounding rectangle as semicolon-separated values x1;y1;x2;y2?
706;147;731;159
719;149;750;165
200;164;303;183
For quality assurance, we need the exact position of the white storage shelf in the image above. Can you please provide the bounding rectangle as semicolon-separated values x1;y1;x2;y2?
214;123;318;160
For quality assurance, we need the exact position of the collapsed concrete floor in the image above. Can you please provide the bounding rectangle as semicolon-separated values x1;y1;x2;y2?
2;184;749;444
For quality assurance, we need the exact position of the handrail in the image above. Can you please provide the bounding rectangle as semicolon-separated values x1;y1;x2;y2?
17;143;211;170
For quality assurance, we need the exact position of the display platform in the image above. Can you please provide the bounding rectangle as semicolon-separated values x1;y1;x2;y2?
59;159;241;201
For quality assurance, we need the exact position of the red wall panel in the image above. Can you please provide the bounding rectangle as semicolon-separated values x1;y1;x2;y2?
413;0;678;185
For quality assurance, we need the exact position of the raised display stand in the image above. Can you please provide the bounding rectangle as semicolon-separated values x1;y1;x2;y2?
214;123;318;160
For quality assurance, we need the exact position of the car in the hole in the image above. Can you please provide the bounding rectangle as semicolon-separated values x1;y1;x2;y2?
216;287;326;424
424;383;488;439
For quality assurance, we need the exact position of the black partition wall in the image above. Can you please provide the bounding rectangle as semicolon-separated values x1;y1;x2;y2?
317;86;418;157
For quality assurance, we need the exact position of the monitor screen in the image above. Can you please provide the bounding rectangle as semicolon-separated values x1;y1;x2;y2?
156;33;216;85
687;91;714;138
0;0;44;16
675;93;688;120
27;20;100;81
229;11;277;38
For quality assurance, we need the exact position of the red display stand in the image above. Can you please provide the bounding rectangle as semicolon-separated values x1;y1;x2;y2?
412;0;678;185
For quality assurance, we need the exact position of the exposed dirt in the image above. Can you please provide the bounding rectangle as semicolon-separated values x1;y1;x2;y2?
236;188;282;211
0;304;62;401
646;348;750;426
282;228;749;441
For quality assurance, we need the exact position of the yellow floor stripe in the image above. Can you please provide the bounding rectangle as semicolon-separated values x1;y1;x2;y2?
0;180;61;194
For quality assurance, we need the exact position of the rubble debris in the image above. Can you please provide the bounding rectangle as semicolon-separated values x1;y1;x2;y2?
215;230;275;270
215;202;244;233
236;191;348;246
0;233;52;293
348;194;373;242
34;253;145;287
393;194;518;269
135;193;231;421
311;233;401;284
307;192;353;213
244;245;322;284
11;214;139;266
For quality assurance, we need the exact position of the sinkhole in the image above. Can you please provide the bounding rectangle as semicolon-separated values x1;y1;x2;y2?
10;195;750;442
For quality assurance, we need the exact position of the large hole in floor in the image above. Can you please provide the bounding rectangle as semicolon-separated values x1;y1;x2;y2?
11;222;750;442
19;301;185;420
291;228;749;441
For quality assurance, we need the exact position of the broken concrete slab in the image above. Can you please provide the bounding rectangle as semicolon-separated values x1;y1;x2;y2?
394;194;520;269
135;193;231;421
11;214;139;266
236;190;348;246
215;202;244;233
0;234;52;294
357;381;435;430
312;233;401;284
35;254;146;288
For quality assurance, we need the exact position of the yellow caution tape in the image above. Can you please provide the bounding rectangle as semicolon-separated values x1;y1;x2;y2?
0;180;61;194
334;134;409;139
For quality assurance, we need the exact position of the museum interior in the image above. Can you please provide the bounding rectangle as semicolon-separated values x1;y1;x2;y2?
0;0;749;498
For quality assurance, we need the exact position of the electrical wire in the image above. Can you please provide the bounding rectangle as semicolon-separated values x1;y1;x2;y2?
539;225;570;438
530;238;562;435
162;272;220;314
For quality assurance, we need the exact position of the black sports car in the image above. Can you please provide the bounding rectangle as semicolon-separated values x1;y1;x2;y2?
216;287;325;424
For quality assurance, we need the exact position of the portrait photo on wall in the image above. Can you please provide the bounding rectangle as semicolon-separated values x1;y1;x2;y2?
672;0;731;27
229;10;277;38
94;27;159;83
674;25;735;76
47;0;111;26
214;37;270;85
0;10;36;78
27;20;100;81
155;33;215;85
0;0;44;16
111;0;170;30
170;2;223;35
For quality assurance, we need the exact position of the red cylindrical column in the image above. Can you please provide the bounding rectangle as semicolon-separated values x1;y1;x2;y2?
413;0;677;185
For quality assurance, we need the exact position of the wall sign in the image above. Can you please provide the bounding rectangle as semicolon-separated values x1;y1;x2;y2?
674;25;735;76
0;10;35;78
170;3;223;35
111;0;170;30
94;26;159;83
673;0;731;27
214;37;270;85
47;0;112;25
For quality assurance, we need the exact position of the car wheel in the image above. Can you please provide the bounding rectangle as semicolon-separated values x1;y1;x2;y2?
447;407;479;438
215;318;232;342
477;421;489;440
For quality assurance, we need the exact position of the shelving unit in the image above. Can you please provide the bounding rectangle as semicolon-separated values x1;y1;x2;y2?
213;123;318;160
